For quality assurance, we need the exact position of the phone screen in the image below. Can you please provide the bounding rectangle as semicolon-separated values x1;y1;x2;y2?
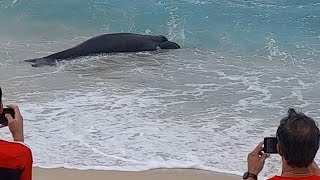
264;137;278;154
0;108;15;126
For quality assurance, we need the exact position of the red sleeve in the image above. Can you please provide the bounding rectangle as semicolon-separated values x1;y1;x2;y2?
268;177;278;180
268;176;320;180
0;139;33;180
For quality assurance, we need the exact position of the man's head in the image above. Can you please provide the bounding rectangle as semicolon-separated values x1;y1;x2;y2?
276;108;320;168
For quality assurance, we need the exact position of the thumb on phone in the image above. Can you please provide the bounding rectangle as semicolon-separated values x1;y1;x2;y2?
5;113;16;132
5;114;14;123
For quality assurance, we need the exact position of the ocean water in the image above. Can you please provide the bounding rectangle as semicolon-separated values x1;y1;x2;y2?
0;0;320;178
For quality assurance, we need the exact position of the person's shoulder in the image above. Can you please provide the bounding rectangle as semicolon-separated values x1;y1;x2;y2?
0;139;32;153
0;139;29;147
309;175;320;180
267;176;282;180
267;175;320;180
312;175;320;179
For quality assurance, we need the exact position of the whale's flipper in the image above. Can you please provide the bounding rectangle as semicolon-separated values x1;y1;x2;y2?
24;58;37;62
24;58;57;67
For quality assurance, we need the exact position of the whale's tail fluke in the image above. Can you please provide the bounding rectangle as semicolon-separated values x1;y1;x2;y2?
24;58;57;67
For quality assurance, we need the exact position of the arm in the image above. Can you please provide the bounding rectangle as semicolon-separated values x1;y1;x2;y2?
5;104;33;180
5;104;24;142
245;141;270;179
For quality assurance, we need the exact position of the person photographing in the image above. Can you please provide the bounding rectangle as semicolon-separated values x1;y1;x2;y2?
244;108;320;180
0;87;33;180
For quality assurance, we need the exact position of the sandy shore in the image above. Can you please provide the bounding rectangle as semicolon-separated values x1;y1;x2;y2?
33;168;241;180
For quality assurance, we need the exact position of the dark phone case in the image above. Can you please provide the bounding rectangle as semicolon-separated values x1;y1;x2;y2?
264;137;278;154
0;108;15;126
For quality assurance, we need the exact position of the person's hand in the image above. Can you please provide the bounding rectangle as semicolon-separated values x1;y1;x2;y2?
3;104;24;142
247;141;270;175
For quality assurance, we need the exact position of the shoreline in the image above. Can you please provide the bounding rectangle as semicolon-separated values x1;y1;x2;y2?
33;168;242;180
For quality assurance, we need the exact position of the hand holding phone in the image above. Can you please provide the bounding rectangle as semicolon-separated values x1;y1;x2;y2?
264;137;278;154
0;108;15;126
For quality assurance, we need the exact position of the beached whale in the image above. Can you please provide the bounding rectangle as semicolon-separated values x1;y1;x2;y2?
24;33;180;67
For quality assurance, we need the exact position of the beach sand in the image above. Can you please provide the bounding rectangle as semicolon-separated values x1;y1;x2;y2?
33;168;241;180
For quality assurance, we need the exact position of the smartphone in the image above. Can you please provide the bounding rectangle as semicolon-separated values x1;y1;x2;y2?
264;137;278;154
0;108;15;126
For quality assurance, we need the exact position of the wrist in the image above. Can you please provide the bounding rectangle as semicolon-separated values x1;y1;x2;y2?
248;169;260;176
12;133;24;142
243;171;258;180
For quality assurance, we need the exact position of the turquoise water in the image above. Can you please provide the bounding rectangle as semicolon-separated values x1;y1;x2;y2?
0;0;320;178
1;0;319;52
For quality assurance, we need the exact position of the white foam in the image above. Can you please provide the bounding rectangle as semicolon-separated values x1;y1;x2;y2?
166;7;186;44
11;0;18;5
18;84;279;178
145;29;152;35
1;44;319;179
182;0;211;5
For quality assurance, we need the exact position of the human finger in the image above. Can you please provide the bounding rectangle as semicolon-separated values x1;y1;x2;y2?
260;153;270;161
5;114;14;124
5;104;18;110
6;104;22;118
251;141;264;154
